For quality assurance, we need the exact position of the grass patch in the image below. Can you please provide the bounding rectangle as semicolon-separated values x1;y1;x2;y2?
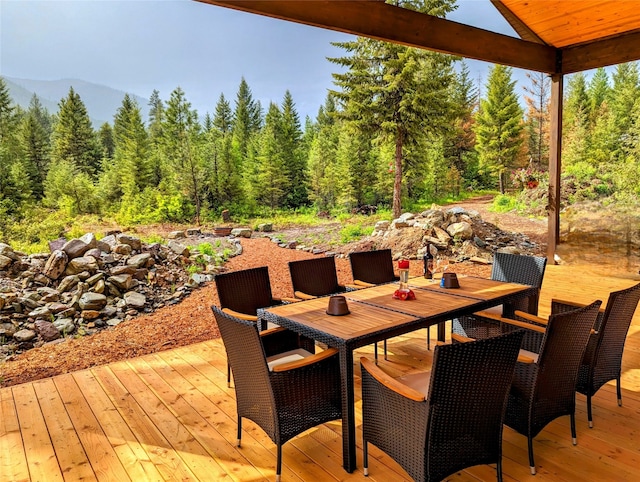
340;224;374;243
491;194;519;213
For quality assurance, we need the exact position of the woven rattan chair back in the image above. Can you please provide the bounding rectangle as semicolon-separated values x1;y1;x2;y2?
212;306;342;482
361;330;524;482
349;249;398;285
215;266;275;316
212;306;277;439
491;252;547;315
289;256;344;297
504;300;601;474
576;282;640;425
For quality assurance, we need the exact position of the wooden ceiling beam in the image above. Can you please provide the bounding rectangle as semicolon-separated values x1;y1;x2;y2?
490;0;546;45
561;29;640;74
196;0;557;73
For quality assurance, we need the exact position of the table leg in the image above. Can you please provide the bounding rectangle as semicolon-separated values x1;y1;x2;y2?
339;347;356;472
438;321;446;342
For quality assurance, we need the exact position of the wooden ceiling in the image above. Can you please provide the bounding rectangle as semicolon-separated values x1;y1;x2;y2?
195;0;640;74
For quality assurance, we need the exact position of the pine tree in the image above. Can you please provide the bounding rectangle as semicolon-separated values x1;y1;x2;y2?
307;95;341;209
280;90;307;208
232;78;261;162
98;122;115;160
147;89;165;186
50;87;101;177
162;87;205;223
444;62;478;186
563;72;591;167
206;93;240;207
474;64;524;193
330;0;457;217
608;62;640;161
0;77;28;211
14;94;53;201
255;102;288;209
587;68;610;124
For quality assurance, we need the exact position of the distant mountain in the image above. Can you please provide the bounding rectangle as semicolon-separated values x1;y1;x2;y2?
3;76;149;128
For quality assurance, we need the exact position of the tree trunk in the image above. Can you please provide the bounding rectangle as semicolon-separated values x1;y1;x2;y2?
393;129;403;219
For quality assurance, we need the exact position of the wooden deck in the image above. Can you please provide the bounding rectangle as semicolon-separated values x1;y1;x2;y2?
2;264;640;481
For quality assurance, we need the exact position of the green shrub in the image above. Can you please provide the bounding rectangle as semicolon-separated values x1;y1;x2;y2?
197;242;215;256
491;194;518;213
340;224;373;243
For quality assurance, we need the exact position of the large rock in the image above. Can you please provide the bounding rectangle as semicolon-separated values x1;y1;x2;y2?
127;252;152;268
57;275;80;293
43;250;69;280
34;320;60;342
108;274;135;291
124;291;146;309
62;239;90;259
231;228;252;238
79;292;107;310
446;221;474;240
0;254;12;270
99;234;118;249
65;256;99;275
168;240;189;257
13;329;37;342
53;318;76;334
117;234;142;252
0;243;19;261
28;306;52;320
79;233;98;249
113;244;133;255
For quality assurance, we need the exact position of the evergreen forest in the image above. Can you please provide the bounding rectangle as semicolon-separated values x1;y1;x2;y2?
1;1;640;251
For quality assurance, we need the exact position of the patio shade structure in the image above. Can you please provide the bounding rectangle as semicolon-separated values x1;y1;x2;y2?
195;0;640;261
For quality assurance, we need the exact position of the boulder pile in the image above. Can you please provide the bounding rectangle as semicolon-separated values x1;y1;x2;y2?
0;230;241;361
370;206;542;260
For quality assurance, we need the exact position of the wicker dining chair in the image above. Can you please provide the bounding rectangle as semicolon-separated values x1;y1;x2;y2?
452;252;547;340
349;249;399;287
349;249;400;360
215;266;314;386
288;256;347;300
551;282;640;427
211;307;342;482
360;330;525;482
497;300;602;475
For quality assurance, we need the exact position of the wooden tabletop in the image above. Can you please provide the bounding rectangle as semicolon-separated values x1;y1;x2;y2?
263;277;533;345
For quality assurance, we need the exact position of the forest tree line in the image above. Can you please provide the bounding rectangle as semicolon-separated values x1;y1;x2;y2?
1;1;640;239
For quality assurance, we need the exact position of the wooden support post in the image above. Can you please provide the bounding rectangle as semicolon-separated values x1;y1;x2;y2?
547;73;563;263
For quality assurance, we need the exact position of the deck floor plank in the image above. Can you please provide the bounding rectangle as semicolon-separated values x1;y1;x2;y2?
32;378;97;481
70;369;165;481
2;264;640;481
0;386;30;482
107;359;228;481
10;383;65;482
52;374;132;482
91;364;200;481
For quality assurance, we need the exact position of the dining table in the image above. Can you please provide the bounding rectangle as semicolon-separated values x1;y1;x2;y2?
258;275;538;473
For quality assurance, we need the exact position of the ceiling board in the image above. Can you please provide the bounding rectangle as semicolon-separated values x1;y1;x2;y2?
499;0;640;48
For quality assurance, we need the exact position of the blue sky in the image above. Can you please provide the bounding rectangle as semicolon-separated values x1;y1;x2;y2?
1;0;521;121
